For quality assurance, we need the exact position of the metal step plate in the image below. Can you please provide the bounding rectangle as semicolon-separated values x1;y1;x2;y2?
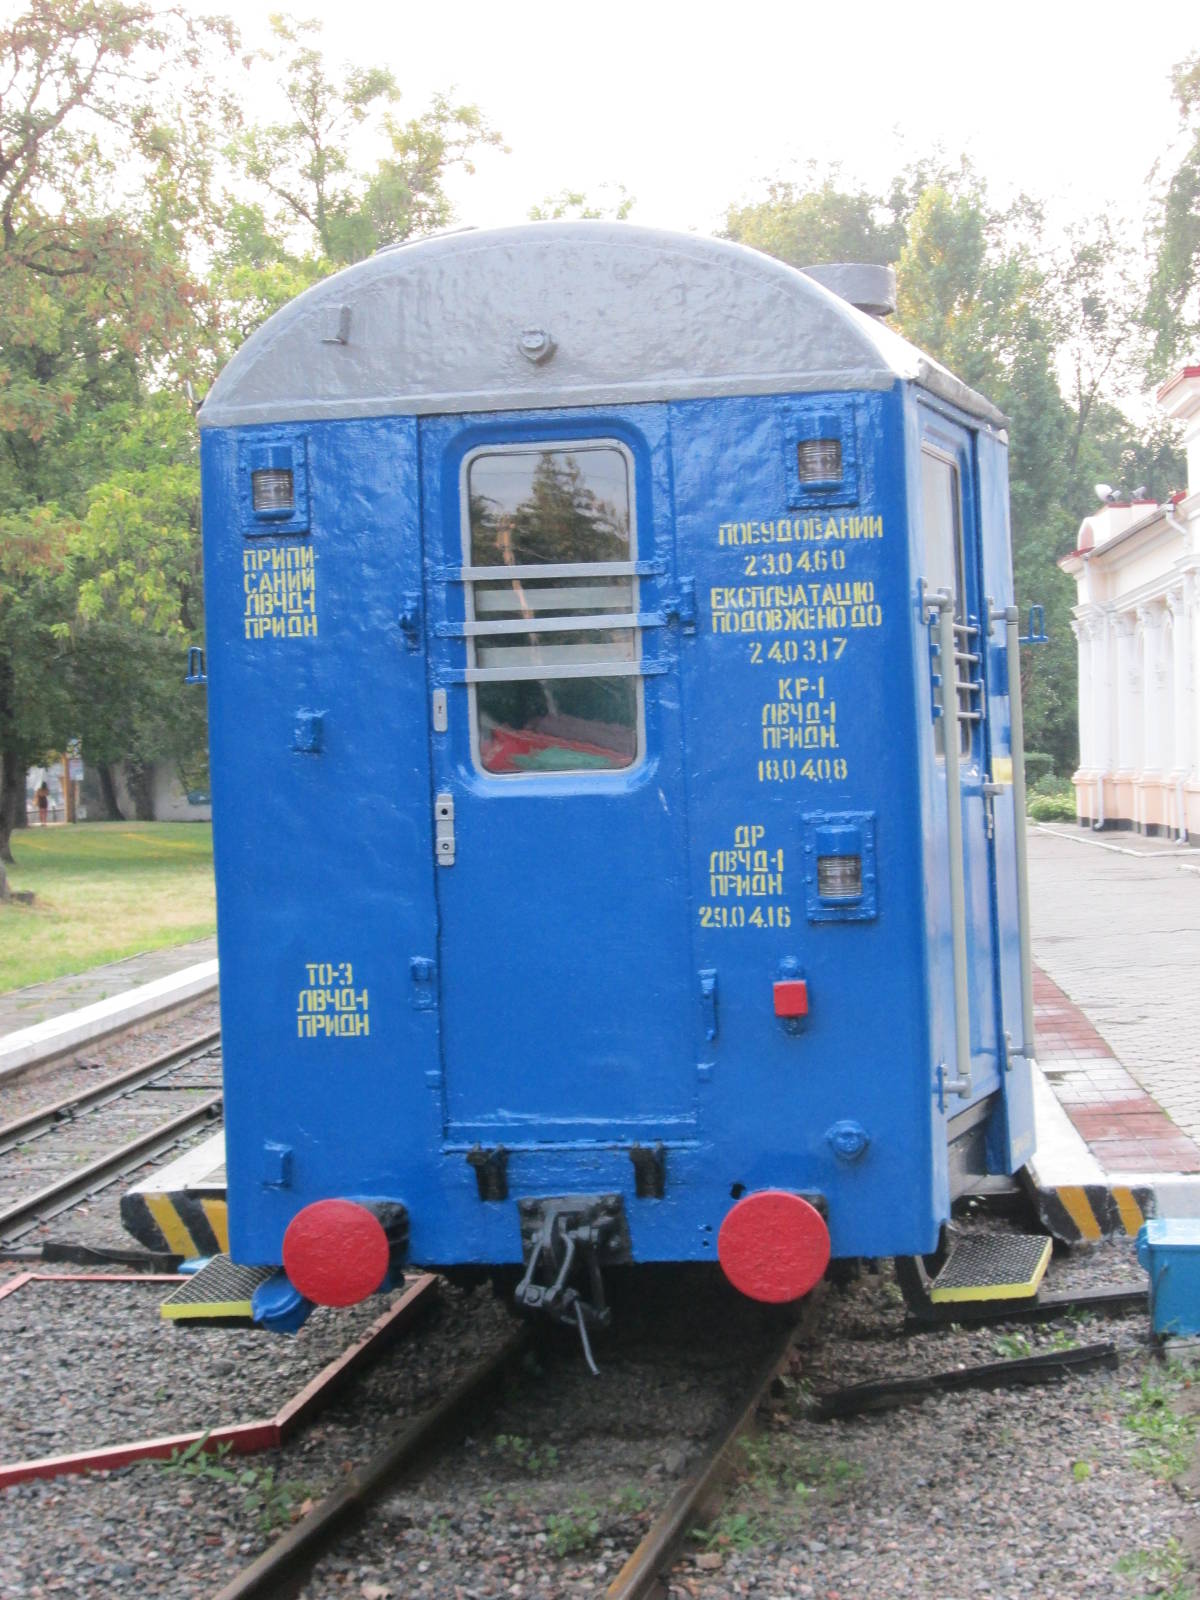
930;1233;1052;1304
160;1254;276;1323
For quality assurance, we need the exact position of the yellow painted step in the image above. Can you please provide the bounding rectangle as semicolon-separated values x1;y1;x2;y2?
929;1233;1052;1304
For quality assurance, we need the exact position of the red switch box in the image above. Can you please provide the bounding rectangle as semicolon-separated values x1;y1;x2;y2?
773;979;809;1018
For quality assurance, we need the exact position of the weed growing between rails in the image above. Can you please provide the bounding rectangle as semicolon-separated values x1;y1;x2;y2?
159;1434;317;1536
688;1433;865;1561
1123;1363;1198;1481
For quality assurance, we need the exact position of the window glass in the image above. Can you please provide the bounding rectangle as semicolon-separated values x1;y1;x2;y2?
465;447;640;774
921;450;971;759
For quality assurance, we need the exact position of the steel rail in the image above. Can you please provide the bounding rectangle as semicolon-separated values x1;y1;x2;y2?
0;1027;221;1154
210;1325;533;1600
606;1303;818;1600
0;1093;223;1244
811;1340;1119;1421
903;1282;1148;1331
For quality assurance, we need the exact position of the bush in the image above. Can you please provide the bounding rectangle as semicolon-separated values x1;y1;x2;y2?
1028;773;1074;800
1024;750;1055;787
1028;793;1077;823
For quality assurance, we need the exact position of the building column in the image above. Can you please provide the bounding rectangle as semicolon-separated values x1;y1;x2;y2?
1168;587;1191;770
1115;613;1137;773
1092;611;1113;782
1185;574;1200;836
1072;617;1091;772
1139;602;1168;831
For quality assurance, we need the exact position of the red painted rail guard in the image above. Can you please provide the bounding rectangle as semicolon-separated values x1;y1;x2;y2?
0;1270;438;1487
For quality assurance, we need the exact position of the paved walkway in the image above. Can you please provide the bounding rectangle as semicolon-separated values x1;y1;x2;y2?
0;937;217;1036
1029;825;1200;1150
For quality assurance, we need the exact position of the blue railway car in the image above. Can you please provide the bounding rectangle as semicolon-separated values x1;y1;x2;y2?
196;223;1038;1333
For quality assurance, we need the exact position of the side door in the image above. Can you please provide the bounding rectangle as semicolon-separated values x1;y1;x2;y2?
920;413;1005;1106
420;409;697;1144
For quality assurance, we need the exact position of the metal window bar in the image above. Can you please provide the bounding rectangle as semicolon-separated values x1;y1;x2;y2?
438;611;664;639
953;617;985;729
448;660;666;685
474;584;634;614
935;590;972;1100
475;641;636;668
447;560;663;583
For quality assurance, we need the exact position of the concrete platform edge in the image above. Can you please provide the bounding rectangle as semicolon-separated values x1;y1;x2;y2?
1024;1062;1200;1241
0;960;219;1084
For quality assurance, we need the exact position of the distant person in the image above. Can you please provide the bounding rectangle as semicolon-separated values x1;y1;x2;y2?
35;781;49;825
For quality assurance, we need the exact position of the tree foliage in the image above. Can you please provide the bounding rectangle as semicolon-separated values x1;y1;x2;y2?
1147;53;1200;372
726;154;1185;770
725;168;905;268
214;14;503;337
528;184;634;222
0;0;236;856
1;6;1193;852
0;5;501;857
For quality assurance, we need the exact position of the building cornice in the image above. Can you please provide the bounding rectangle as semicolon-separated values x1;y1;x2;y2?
1157;364;1200;406
1070;560;1200;626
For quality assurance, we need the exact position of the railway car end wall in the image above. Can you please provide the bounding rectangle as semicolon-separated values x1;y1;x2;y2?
200;418;443;1266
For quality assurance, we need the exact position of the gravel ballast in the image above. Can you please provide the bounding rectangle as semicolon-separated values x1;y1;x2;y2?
0;997;220;1124
0;1151;1191;1600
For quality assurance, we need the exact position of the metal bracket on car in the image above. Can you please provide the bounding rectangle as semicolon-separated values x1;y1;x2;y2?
629;1142;666;1199
466;1143;509;1201
513;1195;630;1374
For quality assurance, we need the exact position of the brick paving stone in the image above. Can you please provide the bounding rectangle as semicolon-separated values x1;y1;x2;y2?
1030;824;1200;1161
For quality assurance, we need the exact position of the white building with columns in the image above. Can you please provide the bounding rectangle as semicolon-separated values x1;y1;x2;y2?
1060;366;1200;837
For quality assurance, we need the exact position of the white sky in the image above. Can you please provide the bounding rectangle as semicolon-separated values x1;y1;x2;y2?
212;0;1199;237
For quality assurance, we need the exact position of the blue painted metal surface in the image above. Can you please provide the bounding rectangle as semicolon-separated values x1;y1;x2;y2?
198;237;1035;1297
1137;1220;1200;1336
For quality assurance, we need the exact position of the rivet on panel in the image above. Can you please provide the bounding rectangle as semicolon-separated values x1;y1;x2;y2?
826;1121;870;1162
518;327;556;364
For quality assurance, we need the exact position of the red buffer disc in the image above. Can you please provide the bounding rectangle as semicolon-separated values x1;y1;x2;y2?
282;1198;391;1307
717;1190;831;1303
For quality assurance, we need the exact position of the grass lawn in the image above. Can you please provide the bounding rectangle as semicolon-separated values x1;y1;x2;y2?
0;822;216;994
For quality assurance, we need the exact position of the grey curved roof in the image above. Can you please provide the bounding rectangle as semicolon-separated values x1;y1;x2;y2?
198;221;1006;431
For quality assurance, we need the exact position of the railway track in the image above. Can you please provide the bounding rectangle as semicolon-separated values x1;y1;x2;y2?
206;1280;809;1600
200;1253;1148;1600
0;1028;222;1248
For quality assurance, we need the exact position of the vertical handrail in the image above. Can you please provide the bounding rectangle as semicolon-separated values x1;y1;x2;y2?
936;591;972;1099
1002;603;1036;1059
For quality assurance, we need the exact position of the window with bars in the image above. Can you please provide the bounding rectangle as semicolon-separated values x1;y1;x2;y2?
921;449;982;760
461;444;644;775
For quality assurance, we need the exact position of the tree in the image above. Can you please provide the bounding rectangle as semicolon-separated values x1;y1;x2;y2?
217;13;503;333
723;168;905;268
724;159;1182;772
1147;52;1200;373
528;184;634;222
67;391;208;815
0;0;234;859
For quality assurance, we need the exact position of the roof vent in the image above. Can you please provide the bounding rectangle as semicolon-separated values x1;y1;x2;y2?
801;263;896;319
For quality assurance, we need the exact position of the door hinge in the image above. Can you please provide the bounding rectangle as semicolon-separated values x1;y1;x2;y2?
982;779;1003;841
435;792;455;866
699;968;718;1042
409;956;437;1009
